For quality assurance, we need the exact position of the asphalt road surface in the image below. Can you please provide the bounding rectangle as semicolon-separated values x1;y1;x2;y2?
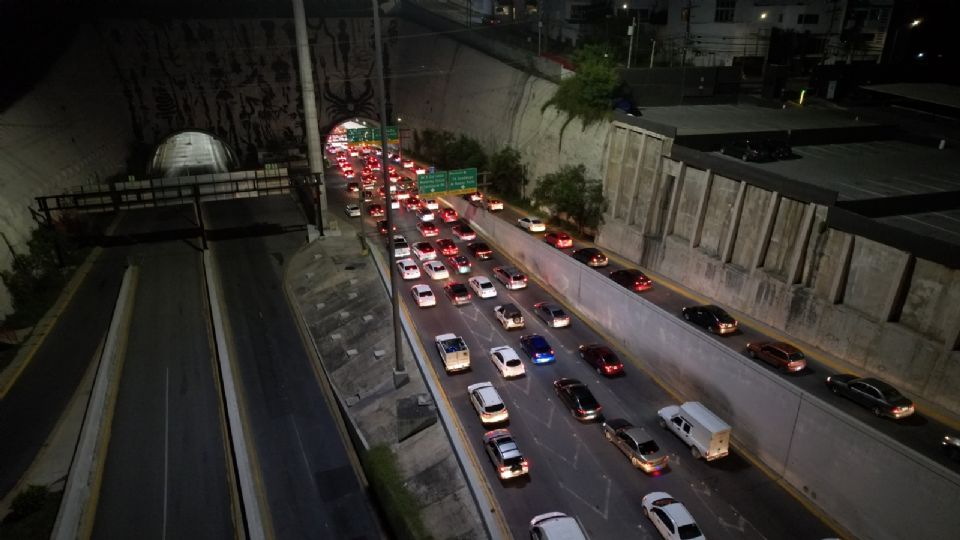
326;158;835;539
206;196;380;540
92;206;235;539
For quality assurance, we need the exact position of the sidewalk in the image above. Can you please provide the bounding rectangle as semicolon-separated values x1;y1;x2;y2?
285;225;485;539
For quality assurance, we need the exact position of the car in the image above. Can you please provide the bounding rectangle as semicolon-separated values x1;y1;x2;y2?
482;429;529;480
553;378;603;421
719;138;772;162
391;235;411;258
825;375;915;419
410;284;436;308
490;346;525;378
376;219;396;235
423;260;450;280
349;147;360;157
411;241;436;261
641;492;705;540
424;199;439;210
467;192;484;202
342;169;356;179
943;434;960;462
367;203;385;217
544;231;573;249
494;304;524;330
402;159;414;169
346;182;360;193
746;341;806;372
389;197;401;210
468;276;497;298
417;208;435;222
396;258;420;280
467;382;509;424
602;419;669;473
388;171;401;182
448;255;472;274
452;224;476;241
415;165;427;175
609;269;652;292
533;302;570;328
517;216;546;232
571;247;608;267
395;189;410;200
417;222;439;237
486;198;504;211
436;238;459;257
443;282;472;305
492;266;527;290
440;208;458;223
578;344;624;376
681;304;739;335
467;242;493;260
361;189;375;203
344;204;361;217
529;513;588;540
405;197;422;211
519;334;554;364
761;138;794;160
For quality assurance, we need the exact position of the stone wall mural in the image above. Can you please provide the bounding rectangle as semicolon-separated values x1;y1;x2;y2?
98;17;398;168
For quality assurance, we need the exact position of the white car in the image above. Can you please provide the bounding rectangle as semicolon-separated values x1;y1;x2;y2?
402;159;415;169
410;284;436;307
424;199;439;210
390;198;401;210
490;346;525;378
468;276;497;299
411;242;437;261
467;382;508;424
396;258;420;280
641;492;705;540
344;204;361;217
423;261;450;280
518;216;546;232
415;165;427;175
417;208;435;222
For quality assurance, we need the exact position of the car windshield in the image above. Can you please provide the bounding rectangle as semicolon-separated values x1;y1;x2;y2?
532;337;548;349
484;403;505;412
418;291;431;298
601;354;620;365
550;309;566;317
678;523;703;539
452;285;467;294
638;441;660;455
481;282;493;289
787;352;805;361
715;310;735;323
574;390;598;408
506;359;521;367
502;455;524;467
880;388;904;401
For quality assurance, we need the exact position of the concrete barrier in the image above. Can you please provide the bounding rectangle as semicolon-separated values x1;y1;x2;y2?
445;196;960;540
203;251;267;540
51;265;137;540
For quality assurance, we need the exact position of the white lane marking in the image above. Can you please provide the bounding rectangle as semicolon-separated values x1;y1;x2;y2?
162;367;170;540
557;476;611;519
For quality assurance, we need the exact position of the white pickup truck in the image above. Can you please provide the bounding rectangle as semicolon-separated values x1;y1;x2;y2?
435;333;470;373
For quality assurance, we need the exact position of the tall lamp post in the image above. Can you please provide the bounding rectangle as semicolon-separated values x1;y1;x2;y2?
371;0;407;386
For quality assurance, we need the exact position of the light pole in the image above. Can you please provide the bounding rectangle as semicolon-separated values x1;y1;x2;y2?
626;17;636;68
371;0;406;386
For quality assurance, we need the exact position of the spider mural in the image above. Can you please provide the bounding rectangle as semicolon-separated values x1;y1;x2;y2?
317;19;379;122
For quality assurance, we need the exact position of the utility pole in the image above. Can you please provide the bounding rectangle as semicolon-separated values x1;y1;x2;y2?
291;0;328;235
371;0;407;386
626;17;636;68
649;39;657;68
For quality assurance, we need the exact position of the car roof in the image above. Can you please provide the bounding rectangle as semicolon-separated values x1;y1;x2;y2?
857;377;899;393
412;284;430;292
767;342;801;354
491;346;520;360
660;500;697;528
623;427;653;443
471;276;491;283
532;513;587;540
470;383;503;406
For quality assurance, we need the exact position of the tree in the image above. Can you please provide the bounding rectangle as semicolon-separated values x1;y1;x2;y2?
488;147;528;199
531;165;607;234
413;129;487;171
542;43;620;140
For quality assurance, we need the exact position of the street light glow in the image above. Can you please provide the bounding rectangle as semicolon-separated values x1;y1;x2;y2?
910;18;922;28
760;12;768;20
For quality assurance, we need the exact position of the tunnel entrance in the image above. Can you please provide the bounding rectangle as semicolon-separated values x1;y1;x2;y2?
148;130;239;177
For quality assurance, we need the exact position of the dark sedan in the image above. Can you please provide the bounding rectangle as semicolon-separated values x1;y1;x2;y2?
519;334;555;364
571;247;608;267
467;242;493;260
719;139;772;162
825;375;915;419
681;304;738;335
609;269;652;292
553;378;603;421
578;344;624;376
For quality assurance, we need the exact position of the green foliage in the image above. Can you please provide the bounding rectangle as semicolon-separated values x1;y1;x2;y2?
0;485;61;539
531;164;608;234
1;228;68;328
361;445;432;540
542;44;620;138
488;147;528;199
414;129;487;171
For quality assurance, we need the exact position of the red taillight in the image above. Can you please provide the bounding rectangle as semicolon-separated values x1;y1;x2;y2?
498;466;507;473
576;408;585;415
522;276;528;282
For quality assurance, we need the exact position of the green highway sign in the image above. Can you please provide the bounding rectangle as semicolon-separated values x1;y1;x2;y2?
418;171;448;194
346;126;399;144
446;168;478;195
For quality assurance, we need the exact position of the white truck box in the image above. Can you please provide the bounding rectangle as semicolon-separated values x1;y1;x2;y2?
435;333;470;373
657;401;730;461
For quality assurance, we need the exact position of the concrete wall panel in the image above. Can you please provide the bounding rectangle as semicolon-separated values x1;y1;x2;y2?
900;259;960;343
447;196;960;540
928;351;960;412
843;237;903;318
698;175;739;257
730;185;767;269
671;167;707;242
764;197;807;279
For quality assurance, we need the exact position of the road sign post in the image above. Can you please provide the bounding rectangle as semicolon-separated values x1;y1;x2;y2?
446;168;478;195
418;171;448;195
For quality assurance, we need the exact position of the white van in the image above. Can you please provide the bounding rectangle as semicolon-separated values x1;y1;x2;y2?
657;401;730;461
529;512;588;540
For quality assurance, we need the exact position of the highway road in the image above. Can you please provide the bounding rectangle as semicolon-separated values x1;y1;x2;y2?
205;196;380;540
92;206;236;539
326;155;835;539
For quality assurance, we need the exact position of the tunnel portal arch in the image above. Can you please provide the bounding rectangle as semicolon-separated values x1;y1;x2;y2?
148;129;240;177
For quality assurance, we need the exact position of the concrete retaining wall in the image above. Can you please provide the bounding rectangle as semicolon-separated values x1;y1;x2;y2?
447;196;960;540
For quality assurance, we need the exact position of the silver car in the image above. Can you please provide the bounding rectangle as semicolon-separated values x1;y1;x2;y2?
602;418;669;473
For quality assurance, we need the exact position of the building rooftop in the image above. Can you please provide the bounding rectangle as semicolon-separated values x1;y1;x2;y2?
639;103;872;136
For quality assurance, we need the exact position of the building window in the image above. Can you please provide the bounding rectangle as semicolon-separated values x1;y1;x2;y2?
715;0;736;23
797;14;820;25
